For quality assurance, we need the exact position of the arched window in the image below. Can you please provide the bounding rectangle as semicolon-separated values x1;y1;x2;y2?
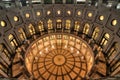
0;44;10;61
0;44;10;75
100;33;110;46
83;23;90;35
0;62;7;74
74;21;80;31
107;44;119;74
28;24;35;35
18;28;26;41
108;43;118;63
56;19;62;29
47;19;53;30
111;57;120;73
92;27;100;40
65;20;71;29
38;21;44;31
8;34;18;48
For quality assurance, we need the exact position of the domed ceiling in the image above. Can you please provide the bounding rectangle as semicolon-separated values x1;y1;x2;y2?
25;33;94;79
0;0;120;80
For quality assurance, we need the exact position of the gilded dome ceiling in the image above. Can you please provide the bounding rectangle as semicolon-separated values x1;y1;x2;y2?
25;33;94;80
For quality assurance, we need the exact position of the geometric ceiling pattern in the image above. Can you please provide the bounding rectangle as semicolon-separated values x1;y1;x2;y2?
25;33;94;80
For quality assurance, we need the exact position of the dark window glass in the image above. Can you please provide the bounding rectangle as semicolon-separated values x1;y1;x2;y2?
66;0;73;4
55;0;63;4
44;0;52;4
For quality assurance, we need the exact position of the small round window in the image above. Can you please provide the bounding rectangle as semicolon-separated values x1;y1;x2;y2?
14;16;19;22
99;15;104;21
88;12;92;17
67;10;71;15
57;10;61;15
36;11;41;16
77;11;81;16
112;19;117;26
25;13;30;18
47;11;51;15
0;20;6;27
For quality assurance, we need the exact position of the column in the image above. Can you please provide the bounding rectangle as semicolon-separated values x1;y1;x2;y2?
74;0;77;4
52;0;55;4
15;0;21;7
63;0;66;4
41;0;44;4
98;0;103;6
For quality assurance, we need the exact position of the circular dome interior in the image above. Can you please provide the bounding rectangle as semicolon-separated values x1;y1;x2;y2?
25;33;94;80
0;0;120;79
